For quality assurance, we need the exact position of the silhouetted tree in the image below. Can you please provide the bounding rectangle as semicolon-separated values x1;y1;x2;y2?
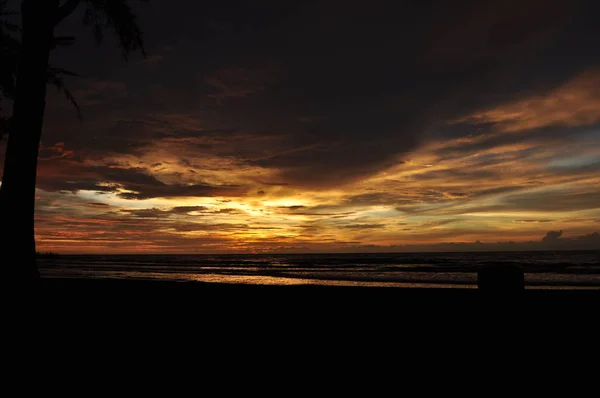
1;2;18;93
1;1;80;139
1;0;19;134
0;0;147;285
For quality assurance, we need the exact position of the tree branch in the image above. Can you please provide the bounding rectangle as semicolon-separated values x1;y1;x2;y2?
54;0;81;26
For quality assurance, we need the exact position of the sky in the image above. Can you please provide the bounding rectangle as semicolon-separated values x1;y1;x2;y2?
1;0;600;254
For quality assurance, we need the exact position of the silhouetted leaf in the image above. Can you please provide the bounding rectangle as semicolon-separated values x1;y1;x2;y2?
83;0;148;59
47;67;82;121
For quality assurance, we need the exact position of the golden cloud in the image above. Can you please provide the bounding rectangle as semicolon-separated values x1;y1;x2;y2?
454;68;600;132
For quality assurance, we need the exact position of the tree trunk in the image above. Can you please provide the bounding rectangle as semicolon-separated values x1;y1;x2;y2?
0;0;58;285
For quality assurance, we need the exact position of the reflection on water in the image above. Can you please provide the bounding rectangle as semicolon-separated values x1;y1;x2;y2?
189;273;478;288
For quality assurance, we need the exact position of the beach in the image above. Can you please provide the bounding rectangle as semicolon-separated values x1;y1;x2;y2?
23;276;598;368
36;277;599;323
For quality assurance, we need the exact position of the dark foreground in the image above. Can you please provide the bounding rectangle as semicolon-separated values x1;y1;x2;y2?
35;277;599;322
15;277;600;371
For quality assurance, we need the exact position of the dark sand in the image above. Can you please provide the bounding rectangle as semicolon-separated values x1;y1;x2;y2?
36;277;599;322
23;277;599;365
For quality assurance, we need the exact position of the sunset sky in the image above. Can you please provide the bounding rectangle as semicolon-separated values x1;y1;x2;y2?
2;0;600;253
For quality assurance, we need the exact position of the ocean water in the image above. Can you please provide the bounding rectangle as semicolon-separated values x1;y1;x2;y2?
37;250;600;289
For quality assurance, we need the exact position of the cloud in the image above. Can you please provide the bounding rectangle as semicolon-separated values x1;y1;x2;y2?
204;65;278;103
169;223;255;232
116;182;243;200
278;205;306;211
574;232;600;243
38;142;76;160
37;164;246;199
345;193;405;206
500;189;600;213
120;206;210;218
542;230;563;242
119;206;244;218
33;0;600;191
454;69;600;132
120;208;173;218
425;0;574;58
342;224;386;230
212;208;243;214
16;0;600;254
169;206;209;214
329;230;600;253
85;202;110;208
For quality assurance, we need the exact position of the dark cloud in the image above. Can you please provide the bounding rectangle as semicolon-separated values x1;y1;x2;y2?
574;232;600;243
240;0;600;185
37;165;245;199
212;208;243;214
84;202;110;208
204;65;279;103
32;0;598;188
3;0;600;255
170;206;209;214
334;231;600;253
260;181;289;186
116;183;242;200
278;205;306;210
542;230;563;243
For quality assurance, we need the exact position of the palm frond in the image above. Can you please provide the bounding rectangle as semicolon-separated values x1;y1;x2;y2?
54;0;81;25
84;0;148;60
47;67;82;121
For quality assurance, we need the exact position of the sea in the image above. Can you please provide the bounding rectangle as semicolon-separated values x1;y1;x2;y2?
37;250;600;290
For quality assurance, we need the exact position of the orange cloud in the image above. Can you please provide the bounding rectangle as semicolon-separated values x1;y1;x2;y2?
455;68;600;132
